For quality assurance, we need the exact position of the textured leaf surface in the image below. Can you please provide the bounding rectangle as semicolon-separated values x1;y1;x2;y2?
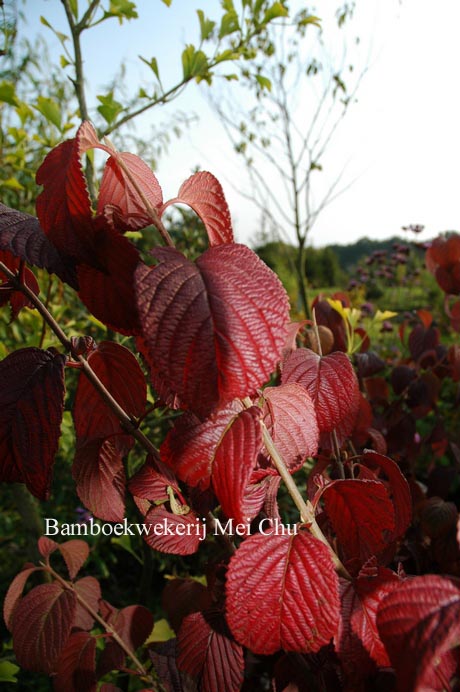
226;531;340;654
377;575;460;691
0;347;66;499
162;171;233;245
143;505;204;555
177;610;244;692
136;244;289;416
74;576;102;631
98;152;163;231
58;539;90;580
97;604;154;677
38;536;59;559
282;349;359;434
322;479;395;562
160;401;243;490
73;341;146;440
211;406;262;523
0;203;77;286
73;438;127;522
128;453;179;503
3;567;37;631
54;631;97;692
261;383;319;473
12;583;77;674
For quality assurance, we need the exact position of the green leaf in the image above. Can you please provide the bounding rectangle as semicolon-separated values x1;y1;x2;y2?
256;74;272;91
219;10;240;38
161;0;172;5
40;16;69;45
139;55;160;80
69;0;78;19
263;2;288;24
0;660;20;683
34;96;62;129
0;177;25;191
145;618;175;644
215;48;240;64
0;81;18;106
197;9;216;41
60;54;71;68
96;92;124;124
181;45;209;81
224;73;239;81
104;0;138;23
298;14;321;28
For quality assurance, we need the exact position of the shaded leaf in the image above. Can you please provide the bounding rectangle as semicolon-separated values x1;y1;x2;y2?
74;576;102;631
128;453;179;503
161;171;233;245
161;578;211;634
97;604;153;677
54;631;97;692
377;575;460;691
3;567;38;631
12;583;77;674
38;536;59;559
226;530;340;654
142;505;205;555
322;479;395;563
177;610;244;692
58;539;90;580
0;347;66;499
136;244;289;416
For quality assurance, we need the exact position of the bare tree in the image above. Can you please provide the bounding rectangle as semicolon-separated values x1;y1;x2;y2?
211;2;368;316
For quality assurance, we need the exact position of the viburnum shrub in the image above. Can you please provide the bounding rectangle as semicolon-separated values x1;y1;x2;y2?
1;122;460;691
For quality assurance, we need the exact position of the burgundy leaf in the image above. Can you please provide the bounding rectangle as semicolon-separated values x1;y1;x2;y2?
377;575;460;691
73;341;146;441
148;640;188;692
76;219;142;335
74;576;102;631
36;122;93;258
161;578;212;633
261;383;319;473
58;539;90;580
177;610;244;692
38;536;59;559
136;244;289;416
161;401;243;490
54;631;97;692
336;563;401;676
98;152;163;231
0;250;41;320
0;203;78;287
282;349;360;436
359;451;412;542
211;406;262;524
226;530;340;654
73;437;127;523
162;171;233;246
143;505;205;555
97;603;153;677
0;347;66;499
12;582;77;674
322;479;395;563
3;566;38;631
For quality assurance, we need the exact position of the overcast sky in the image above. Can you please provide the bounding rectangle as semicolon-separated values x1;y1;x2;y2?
19;0;460;248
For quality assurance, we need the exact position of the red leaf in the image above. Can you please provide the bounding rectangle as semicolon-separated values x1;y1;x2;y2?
0;347;66;499
38;536;59;559
143;505;205;555
73;437;127;522
73;341;146;441
212;406;262;524
12;582;77;674
336;563;401;676
359;451;412;542
58;539;90;580
74;576;101;630
3;566;38;631
136;244;289;416
177;610;244;692
97;604;153;677
162;171;233;246
377;575;460;691
226;530;340;654
98;152;163;231
161;578;211;633
76;219;141;335
54;631;97;692
322;479;395;563
128;453;179;503
282;349;360;435
36;122;93;258
261;383;319;473
161;401;243;490
0;203;77;287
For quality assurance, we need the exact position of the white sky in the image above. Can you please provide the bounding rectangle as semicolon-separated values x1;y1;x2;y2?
18;0;460;248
